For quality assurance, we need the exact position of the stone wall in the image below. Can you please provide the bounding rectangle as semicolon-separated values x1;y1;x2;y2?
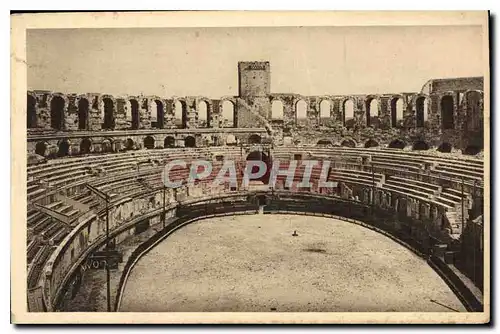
26;67;485;155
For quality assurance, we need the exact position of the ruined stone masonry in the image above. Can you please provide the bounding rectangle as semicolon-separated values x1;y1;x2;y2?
27;62;484;157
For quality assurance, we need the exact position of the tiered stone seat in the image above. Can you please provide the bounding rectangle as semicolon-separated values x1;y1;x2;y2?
27;238;42;263
328;169;383;187
385;176;441;198
25;145;484;291
27;245;55;289
433;165;483;181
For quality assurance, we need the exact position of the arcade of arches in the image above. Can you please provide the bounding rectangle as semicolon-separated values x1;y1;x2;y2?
26;74;484;156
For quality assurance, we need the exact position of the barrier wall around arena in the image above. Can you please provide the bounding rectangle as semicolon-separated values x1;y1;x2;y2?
38;191;483;313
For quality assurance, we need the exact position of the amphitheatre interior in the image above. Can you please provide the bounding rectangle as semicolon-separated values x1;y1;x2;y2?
26;61;485;312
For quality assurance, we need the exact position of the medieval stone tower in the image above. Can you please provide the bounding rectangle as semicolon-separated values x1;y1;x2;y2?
238;61;271;97
236;61;272;128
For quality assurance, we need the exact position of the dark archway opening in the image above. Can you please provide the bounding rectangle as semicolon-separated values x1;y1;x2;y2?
144;136;155;149
341;139;356;148
466;91;482;131
365;98;379;128
416;97;426;128
103;98;115;130
390;98;398;128
50;96;65;130
437;142;452;153
27;95;37;128
57;140;70;157
35;142;46;156
316;140;333;147
412;141;429;151
78;99;89;130
154;100;164;129
388;139;406;149
441;96;454;130
343;100;354;129
464;146;481;155
185;136;196;148
80;138;92;155
181;101;188;129
102;140;113;153
248;134;262;145
164;136;175;148
364;139;379;148
125;139;135;150
130;99;140;129
246;151;272;184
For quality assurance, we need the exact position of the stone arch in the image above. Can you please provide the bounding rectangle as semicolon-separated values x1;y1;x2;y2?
415;96;428;128
437;142;452;153
365;96;379;127
185;136;196;148
79;138;92;155
412;141;429;151
464;145;481;155
144;136;155;149
102;97;115;130
390;96;404;128
125;138;135;150
465;90;483;131
221;99;235;128
271;99;284;120
341;138;356;148
35;141;47;156
248;134;262;145
152;99;165;129
174;99;188;128
316;139;333;146
388;139;406;149
102;138;113;153
50;95;66;130
364;139;379;148
441;95;455;130
343;99;355;128
164;136;176;148
129;99;140;129
57;139;70;157
77;97;89;130
197;99;210;127
246;150;272;184
27;93;37;128
296;99;307;120
319;99;331;118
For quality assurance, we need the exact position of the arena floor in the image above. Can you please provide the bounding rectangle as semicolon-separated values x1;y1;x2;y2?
119;214;466;312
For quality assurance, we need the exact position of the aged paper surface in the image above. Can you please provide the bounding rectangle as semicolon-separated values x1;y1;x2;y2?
11;11;490;324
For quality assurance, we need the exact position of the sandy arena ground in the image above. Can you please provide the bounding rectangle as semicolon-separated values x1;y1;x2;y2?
119;214;466;312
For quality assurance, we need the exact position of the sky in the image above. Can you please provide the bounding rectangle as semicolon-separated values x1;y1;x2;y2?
27;25;484;98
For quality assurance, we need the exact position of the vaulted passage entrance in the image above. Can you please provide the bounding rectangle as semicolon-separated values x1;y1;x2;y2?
50;96;65;130
246;150;272;184
35;142;46;156
80;138;92;154
185;136;196;148
130;99;140;129
164;136;175;148
388;139;406;149
78;99;89;130
102;98;115;130
441;96;454;130
27;95;37;128
144;136;155;149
